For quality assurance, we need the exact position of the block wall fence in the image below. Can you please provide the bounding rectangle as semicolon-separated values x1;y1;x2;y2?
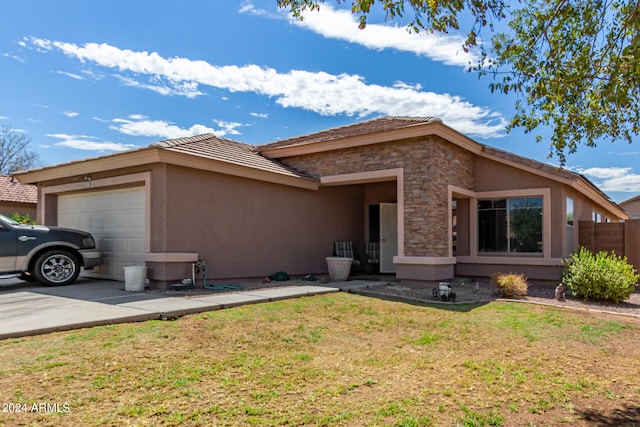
578;219;640;274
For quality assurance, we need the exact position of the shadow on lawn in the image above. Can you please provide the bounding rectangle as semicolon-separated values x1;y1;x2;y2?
578;403;640;426
348;289;493;312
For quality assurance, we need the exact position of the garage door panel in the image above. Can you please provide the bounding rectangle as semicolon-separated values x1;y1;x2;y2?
58;187;146;281
101;238;114;252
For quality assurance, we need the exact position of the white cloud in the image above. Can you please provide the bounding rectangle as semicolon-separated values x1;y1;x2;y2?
110;115;244;139
46;133;136;151
116;75;203;98
28;37;506;139
611;150;640;156
598;175;640;193
250;112;268;119
242;3;479;67
57;70;84;80
577;166;640;193
63;111;79;118
239;2;271;16
214;120;243;136
3;52;26;63
578;167;631;179
290;4;479;67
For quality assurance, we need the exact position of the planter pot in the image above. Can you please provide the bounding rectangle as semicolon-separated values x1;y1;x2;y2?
123;266;147;291
326;257;353;281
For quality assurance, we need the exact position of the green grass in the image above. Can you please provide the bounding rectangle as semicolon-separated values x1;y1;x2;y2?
1;293;639;426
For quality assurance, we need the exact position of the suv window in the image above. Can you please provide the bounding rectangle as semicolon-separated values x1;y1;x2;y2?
0;214;20;226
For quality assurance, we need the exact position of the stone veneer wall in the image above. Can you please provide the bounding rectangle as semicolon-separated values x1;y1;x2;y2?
279;136;475;257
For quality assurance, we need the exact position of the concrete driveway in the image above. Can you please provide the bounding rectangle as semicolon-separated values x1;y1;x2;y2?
0;277;361;339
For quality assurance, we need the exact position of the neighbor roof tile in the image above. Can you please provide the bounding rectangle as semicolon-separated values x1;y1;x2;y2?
0;175;38;204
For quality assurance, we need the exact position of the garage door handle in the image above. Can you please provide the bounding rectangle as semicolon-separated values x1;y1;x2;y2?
18;235;36;242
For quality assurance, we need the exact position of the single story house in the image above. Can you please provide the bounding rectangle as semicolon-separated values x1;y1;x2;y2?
620;195;640;219
13;117;628;288
0;175;37;219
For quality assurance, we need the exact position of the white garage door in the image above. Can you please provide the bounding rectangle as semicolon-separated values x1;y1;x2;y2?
58;187;146;280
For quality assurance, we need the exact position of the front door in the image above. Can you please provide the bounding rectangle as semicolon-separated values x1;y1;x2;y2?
380;203;398;273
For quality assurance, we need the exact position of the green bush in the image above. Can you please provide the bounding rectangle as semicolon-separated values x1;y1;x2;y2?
492;272;528;298
10;212;36;225
563;247;639;303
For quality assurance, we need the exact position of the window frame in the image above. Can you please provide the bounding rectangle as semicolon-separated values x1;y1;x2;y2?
477;196;543;254
470;188;550;259
566;197;574;255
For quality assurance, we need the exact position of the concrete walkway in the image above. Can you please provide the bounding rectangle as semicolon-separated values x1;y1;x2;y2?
0;278;381;339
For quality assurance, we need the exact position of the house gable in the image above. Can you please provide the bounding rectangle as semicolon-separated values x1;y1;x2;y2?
14;135;319;190
273;134;475;258
620;194;640;218
260;116;626;221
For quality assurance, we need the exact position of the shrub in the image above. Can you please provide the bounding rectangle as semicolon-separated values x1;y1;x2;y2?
492;272;528;298
10;212;36;225
563;247;639;303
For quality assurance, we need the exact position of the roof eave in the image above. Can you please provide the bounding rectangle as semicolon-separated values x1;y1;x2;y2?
13;147;319;191
259;121;484;158
12;147;159;184
619;194;640;206
156;150;319;190
572;178;629;220
259;119;628;219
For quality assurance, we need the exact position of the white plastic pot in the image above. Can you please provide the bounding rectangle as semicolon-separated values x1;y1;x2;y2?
326;257;353;281
123;266;147;291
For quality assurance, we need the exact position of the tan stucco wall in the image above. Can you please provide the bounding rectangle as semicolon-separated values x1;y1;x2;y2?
474;157;624;260
156;164;364;280
0;203;36;220
475;156;566;258
279;136;475;258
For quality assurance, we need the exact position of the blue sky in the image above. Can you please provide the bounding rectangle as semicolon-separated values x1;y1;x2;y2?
1;1;638;203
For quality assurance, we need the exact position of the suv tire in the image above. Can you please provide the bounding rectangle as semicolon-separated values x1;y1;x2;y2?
32;250;81;286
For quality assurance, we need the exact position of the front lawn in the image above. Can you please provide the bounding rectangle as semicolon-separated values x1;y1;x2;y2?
1;293;639;426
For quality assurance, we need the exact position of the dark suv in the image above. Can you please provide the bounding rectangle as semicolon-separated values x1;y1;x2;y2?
0;213;101;286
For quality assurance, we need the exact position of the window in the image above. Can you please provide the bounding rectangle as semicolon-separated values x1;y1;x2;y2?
566;198;574;255
478;197;543;253
452;200;457;255
592;211;601;222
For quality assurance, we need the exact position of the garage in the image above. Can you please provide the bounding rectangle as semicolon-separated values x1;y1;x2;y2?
57;187;146;280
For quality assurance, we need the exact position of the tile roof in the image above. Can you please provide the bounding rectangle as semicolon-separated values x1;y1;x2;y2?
258;116;442;150
255;115;623;213
152;134;316;180
0;175;37;204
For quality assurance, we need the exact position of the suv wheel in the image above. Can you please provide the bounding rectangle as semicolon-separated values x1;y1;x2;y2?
32;250;80;286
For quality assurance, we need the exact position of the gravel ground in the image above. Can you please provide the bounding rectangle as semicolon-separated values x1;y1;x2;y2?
356;280;640;318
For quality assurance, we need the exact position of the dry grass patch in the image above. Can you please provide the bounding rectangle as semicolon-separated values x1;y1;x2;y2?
1;293;640;426
492;272;529;299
